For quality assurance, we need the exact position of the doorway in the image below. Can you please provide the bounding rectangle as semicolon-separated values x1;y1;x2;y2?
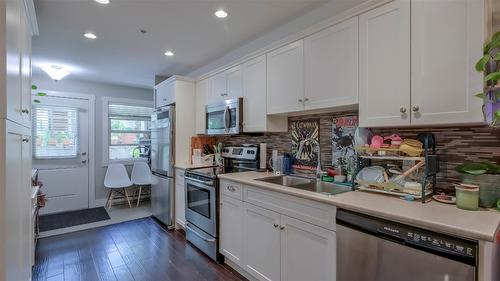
33;93;95;215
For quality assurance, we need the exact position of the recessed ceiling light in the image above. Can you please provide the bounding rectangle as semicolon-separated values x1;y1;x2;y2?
41;65;71;81
95;0;109;4
214;9;228;19
164;51;174;57
83;32;97;39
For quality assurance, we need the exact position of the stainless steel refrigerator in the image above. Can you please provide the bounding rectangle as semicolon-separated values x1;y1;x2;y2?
150;105;175;229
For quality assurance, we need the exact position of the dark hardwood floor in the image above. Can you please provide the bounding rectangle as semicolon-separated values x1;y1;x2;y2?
32;217;245;281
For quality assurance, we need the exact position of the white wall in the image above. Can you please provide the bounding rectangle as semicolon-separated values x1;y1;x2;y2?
32;74;153;201
187;0;372;78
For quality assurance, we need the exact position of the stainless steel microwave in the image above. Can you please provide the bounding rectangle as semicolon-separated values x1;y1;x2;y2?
206;98;243;135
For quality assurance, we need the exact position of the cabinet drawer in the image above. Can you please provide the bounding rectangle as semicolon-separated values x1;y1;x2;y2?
244;186;336;231
221;181;243;200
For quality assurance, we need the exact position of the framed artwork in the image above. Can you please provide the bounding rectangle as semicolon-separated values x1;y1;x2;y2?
291;119;319;169
332;116;358;170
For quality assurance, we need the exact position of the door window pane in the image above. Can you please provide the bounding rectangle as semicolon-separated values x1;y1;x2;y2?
187;184;211;219
33;106;79;159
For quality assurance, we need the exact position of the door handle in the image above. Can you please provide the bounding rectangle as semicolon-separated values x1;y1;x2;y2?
186;224;216;242
224;106;230;132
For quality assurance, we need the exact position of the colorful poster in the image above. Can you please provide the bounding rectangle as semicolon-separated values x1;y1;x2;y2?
291;119;319;169
332;116;358;169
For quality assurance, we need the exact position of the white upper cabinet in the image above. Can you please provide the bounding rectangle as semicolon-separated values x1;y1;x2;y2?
359;0;411;127
226;65;243;100
304;17;359;111
4;0;22;125
410;0;484;125
242;55;288;133
209;71;227;103
195;78;209;134
267;40;304;114
155;80;175;108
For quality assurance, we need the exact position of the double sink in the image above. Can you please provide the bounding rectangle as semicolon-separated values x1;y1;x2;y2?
256;174;352;196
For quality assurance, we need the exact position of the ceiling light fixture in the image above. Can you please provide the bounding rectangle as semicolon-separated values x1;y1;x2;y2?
95;0;110;4
41;65;71;81
164;51;174;57
83;32;97;39
214;9;228;19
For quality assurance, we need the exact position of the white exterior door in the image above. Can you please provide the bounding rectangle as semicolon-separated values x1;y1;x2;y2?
304;17;359;110
267;40;304;114
243;202;281;281
359;0;411;127
280;215;336;281
33;95;90;214
410;0;484;125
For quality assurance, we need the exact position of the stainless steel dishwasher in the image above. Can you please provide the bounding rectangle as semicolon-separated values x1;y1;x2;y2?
336;209;477;281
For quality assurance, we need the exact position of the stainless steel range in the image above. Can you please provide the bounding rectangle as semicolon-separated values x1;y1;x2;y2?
184;166;223;262
184;145;259;262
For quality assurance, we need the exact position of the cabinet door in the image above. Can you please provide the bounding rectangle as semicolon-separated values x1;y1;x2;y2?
226;66;243;100
280;215;336;281
155;81;175;108
243;203;281;281
220;195;244;266
359;0;411;127
195;79;209;134
304;17;358;110
410;0;484;125
4;0;22;124
209;72;227;103
20;5;32;128
4;121;32;281
174;168;185;227
267;40;304;114
243;55;267;132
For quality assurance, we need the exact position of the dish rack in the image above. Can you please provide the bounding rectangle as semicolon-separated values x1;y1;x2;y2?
352;133;439;203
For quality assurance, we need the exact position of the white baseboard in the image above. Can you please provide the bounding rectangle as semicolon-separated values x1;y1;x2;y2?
224;259;259;281
175;218;186;230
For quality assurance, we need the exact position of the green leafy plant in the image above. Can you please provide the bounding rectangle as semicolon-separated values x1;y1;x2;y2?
475;31;500;126
32;84;47;103
455;161;500;175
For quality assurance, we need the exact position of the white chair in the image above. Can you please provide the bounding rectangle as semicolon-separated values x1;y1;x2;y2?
131;162;154;207
104;163;133;210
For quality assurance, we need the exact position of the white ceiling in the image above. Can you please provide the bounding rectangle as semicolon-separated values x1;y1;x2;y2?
32;0;328;89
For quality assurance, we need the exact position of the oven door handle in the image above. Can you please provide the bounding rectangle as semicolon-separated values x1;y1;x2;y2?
224;106;230;132
185;177;214;186
186;224;216;242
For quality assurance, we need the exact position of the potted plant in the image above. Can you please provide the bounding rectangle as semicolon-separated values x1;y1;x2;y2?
475;31;500;126
455;161;500;208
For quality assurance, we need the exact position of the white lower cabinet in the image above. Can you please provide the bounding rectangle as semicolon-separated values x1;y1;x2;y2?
220;195;244;266
243;203;282;281
219;180;337;281
280;215;336;281
175;168;186;228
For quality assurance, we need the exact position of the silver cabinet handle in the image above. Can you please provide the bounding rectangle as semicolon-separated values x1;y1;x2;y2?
227;186;236;192
22;137;29;143
273;224;279;228
279;226;285;230
21;109;29;114
304;97;309;102
82;160;87;164
412;106;420;112
298;99;303;103
400;107;407;114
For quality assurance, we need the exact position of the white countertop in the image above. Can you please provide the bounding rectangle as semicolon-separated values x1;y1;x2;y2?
219;171;500;242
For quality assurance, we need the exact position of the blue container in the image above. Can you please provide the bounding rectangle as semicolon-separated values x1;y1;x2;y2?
283;153;293;175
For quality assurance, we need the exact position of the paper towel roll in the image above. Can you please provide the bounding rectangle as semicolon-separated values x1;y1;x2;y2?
260;143;267;169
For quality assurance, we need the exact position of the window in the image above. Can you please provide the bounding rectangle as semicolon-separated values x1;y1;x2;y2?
33;105;79;159
103;98;153;164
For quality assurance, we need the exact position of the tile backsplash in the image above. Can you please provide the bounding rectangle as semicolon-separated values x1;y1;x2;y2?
217;111;500;193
